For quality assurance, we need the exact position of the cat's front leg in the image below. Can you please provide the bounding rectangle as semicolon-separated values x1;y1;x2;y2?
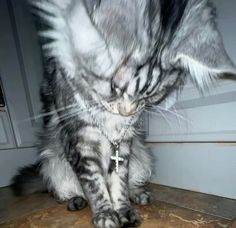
108;143;141;227
70;141;120;228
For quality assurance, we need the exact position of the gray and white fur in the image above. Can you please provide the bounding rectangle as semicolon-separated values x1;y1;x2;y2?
12;0;236;227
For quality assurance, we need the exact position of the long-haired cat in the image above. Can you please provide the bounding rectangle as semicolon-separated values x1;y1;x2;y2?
12;0;236;227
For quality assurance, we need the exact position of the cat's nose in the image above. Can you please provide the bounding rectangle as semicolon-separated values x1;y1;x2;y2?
118;102;138;116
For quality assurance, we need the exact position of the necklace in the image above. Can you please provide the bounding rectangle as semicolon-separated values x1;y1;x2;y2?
66;77;135;173
88;108;135;173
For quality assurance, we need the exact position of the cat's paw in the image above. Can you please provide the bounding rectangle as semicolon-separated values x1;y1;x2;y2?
118;207;141;227
93;209;120;228
67;196;88;211
130;191;152;205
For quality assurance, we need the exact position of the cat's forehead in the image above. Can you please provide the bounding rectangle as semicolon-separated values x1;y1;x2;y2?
92;0;149;50
70;0;151;77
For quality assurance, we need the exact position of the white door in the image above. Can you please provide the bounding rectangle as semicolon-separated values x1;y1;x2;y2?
147;0;236;199
0;0;42;186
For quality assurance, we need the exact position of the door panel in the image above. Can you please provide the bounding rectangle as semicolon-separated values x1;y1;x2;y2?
0;112;15;149
0;147;37;187
150;143;236;199
11;0;43;127
0;0;42;147
147;101;236;142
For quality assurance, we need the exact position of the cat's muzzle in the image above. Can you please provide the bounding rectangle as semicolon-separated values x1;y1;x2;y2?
103;99;145;116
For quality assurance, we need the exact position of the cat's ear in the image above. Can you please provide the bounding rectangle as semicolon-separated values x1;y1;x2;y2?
172;2;236;89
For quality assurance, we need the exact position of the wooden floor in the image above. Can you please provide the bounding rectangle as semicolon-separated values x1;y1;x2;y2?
0;184;236;228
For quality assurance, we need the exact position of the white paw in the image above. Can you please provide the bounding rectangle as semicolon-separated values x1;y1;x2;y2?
93;209;120;228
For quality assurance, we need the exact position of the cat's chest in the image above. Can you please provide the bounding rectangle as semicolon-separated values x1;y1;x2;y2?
93;113;135;173
78;111;136;173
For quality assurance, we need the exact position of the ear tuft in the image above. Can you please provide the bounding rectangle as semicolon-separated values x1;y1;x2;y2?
176;54;236;89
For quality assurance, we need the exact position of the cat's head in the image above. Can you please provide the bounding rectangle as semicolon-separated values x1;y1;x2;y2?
32;0;236;116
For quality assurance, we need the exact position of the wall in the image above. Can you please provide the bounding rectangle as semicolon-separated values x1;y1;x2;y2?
149;0;236;199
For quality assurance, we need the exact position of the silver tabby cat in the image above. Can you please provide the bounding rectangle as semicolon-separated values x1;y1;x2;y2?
12;0;236;227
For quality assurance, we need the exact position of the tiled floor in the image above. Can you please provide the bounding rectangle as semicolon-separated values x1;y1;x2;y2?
0;184;236;227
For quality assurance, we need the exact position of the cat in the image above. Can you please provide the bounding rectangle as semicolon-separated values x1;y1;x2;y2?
12;0;236;227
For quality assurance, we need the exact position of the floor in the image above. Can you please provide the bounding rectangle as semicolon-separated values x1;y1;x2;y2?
0;184;236;228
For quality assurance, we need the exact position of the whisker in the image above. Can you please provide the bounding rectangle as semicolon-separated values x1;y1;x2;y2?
173;105;182;129
57;102;105;122
20;100;103;123
21;104;78;122
151;105;193;125
144;109;174;133
53;104;104;122
165;108;193;126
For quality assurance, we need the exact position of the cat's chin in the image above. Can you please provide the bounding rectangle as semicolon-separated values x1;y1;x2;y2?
106;108;140;118
107;110;135;117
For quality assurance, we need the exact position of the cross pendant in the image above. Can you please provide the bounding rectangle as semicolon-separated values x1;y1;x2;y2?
110;143;124;173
